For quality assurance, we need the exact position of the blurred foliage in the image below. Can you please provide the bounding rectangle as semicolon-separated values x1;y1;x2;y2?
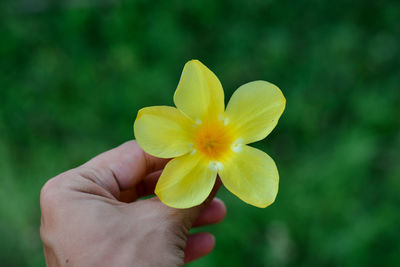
1;0;400;266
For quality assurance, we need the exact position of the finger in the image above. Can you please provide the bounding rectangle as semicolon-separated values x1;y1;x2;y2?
79;140;169;198
192;198;226;227
119;189;137;203
120;170;162;202
184;233;215;263
135;170;162;198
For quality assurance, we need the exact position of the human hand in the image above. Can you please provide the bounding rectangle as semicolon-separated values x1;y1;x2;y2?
40;141;226;266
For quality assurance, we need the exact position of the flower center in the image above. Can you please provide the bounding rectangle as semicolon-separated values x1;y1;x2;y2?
194;118;235;161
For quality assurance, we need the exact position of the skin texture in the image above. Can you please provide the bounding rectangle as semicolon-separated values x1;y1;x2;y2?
40;140;226;267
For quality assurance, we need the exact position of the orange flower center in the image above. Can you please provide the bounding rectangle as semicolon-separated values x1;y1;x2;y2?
194;119;235;161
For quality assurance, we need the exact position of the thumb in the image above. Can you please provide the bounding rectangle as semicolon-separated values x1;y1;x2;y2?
78;140;169;199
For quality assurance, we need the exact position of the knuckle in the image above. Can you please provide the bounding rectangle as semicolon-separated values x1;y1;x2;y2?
40;178;59;205
165;208;185;223
158;206;191;236
144;199;185;227
40;172;70;210
40;172;75;228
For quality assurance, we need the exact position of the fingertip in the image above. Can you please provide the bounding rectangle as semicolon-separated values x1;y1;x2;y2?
184;232;215;263
193;197;227;227
213;197;227;217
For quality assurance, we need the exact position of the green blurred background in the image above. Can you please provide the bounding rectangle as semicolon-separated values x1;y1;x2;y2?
1;0;400;266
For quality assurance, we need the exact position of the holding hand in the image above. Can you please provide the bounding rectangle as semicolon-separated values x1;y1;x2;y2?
40;141;226;266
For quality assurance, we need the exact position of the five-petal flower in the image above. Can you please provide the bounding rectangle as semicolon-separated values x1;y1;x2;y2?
134;60;286;208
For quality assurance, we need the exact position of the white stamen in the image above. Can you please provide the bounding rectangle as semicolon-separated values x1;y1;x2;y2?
218;114;230;125
223;117;230;125
188;143;197;155
218;114;229;125
209;161;224;171
231;138;244;152
195;119;202;125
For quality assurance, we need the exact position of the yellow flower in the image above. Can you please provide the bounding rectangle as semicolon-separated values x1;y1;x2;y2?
134;60;286;208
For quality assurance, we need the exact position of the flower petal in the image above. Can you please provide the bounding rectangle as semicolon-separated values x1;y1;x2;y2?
134;106;195;158
218;145;279;208
155;153;217;208
225;81;286;144
174;60;224;121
